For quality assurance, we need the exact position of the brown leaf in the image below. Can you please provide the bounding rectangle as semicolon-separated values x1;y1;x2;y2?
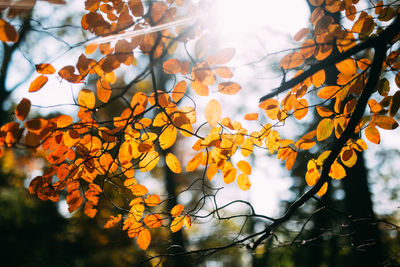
0;19;18;42
15;98;31;121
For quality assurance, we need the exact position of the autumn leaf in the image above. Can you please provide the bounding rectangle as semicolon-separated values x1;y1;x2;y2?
317;118;333;141
205;99;221;127
280;52;304;69
29;75;48;92
171;204;184;217
171;80;187;102
165;153;182;173
78;89;95;109
0;19;18;42
374;115;399;130
329;161;346;180
137;229;151;250
15;98;31;121
131;184;148;196
163;58;182;74
207;47;236;65
237;174;251;191
170;216;184;233
145;194;161;206
244;113;258;121
143;214;163;228
218;82;241;95
186;152;203;172
293;28;309;41
237;160;252;175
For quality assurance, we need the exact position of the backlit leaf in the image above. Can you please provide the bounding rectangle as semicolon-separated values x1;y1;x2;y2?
15;98;31;121
171;204;184;217
186;152;203;172
131;184;148;196
215;66;233;78
316;106;333;117
143;214;163;228
78;89;95;109
171;80;187;102
29;75;48;92
191;79;209;96
237;160;252;175
165;153;182;173
317;85;339;99
311;69;325;87
0;19;18;42
163;58;181;74
205;99;221;127
374;115;399;130
293;28;309;41
237;174;251;191
317;182;328;197
294;99;308;120
159;125;177;150
244;113;258;120
336;58;357;75
170;216;184;233
389;91;400;117
317;118;333;141
207;47;236;65
137;229;151;250
145;194;161;206
280;52;304;69
36;63;56;74
218;82;241;95
329;161;346;179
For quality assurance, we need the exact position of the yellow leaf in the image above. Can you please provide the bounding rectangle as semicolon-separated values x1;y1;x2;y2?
259;98;280;120
137;229;151;250
159;125;177;150
218;82;241;95
237;174;251;191
237;160;252;175
340;148;357;168
170;215;184;233
139;150;159;172
206;163;218;181
96;79;111;103
222;163;237;184
184;215;191;229
78;89;95;109
171;204;184;217
317;118;333;141
205;99;221;128
29;75;48;93
165;153;182;173
15;98;31;121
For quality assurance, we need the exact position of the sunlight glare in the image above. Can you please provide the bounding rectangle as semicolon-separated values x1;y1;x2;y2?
210;0;309;39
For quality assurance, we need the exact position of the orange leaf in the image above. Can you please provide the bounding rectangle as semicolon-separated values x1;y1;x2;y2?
244;113;258;121
293;28;309;41
0;19;18;42
191;79;209;96
317;182;328;197
311;69;325;87
131;184;148;196
104;214;122;228
58;65;81;83
15;98;31;121
317;85;340;99
237;160;252;175
145;194;161;206
336;58;357;75
96;79;111;103
368;99;382;113
170;215;184;233
237;174;251;191
163;58;182;74
85;43;98;55
329;161;346;179
205;99;221;127
36;63;56;75
280;52;304;69
165;152;182;173
171;204;184;217
172;80;187;102
316;106;333;117
29;75;48;92
218;82;241;95
374;115;399;130
143;214;163;228
294;99;308;120
159;125;177;150
186;152;203;172
365;126;380;144
206;163;218;181
137;228;151;250
78;89;95;109
316;118;333;141
223;164;237;184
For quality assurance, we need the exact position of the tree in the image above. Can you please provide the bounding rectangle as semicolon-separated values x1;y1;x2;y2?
1;0;399;265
